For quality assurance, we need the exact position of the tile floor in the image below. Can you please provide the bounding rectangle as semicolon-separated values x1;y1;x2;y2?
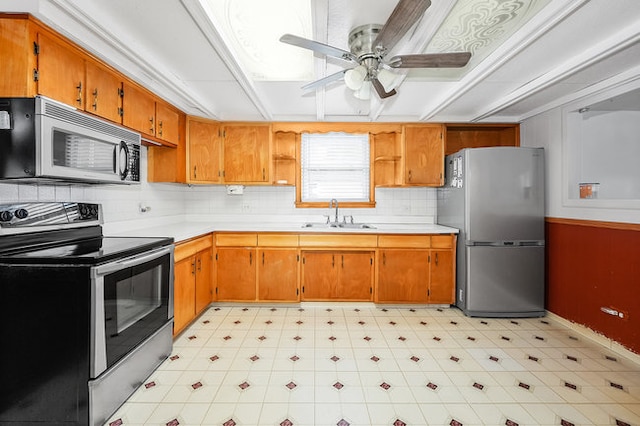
105;304;640;426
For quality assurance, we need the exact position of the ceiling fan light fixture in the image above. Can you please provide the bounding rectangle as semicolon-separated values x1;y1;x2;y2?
377;68;397;92
344;65;367;90
353;81;372;100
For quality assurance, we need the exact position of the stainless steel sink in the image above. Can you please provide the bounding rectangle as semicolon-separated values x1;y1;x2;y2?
301;222;338;228
301;222;375;229
337;223;375;229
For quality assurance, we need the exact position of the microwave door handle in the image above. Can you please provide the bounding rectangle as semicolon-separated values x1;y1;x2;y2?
118;141;129;180
113;145;117;174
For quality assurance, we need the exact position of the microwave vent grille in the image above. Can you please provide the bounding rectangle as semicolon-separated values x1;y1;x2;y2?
42;102;141;144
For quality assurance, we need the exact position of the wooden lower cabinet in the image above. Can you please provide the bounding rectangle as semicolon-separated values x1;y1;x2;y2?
258;248;299;301
377;249;430;303
301;251;374;301
216;247;256;301
173;235;213;335
376;234;456;304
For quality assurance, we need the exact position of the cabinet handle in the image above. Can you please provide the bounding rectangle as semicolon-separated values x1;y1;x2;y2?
158;120;163;137
435;253;439;266
197;258;202;272
193;165;197;179
262;168;265;181
331;255;334;268
76;81;82;106
262;252;265;265
149;116;155;133
341;255;344;269
408;169;412;182
249;252;252;265
382;252;386;266
92;88;98;111
191;260;196;275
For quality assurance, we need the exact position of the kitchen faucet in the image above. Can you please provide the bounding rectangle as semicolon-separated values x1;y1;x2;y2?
329;198;339;223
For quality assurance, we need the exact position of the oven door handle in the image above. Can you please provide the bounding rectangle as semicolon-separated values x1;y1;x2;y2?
93;245;172;277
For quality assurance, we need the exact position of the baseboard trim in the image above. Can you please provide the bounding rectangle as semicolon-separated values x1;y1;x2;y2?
546;310;640;366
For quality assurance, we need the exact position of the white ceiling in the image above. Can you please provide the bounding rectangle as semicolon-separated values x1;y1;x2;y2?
6;0;640;123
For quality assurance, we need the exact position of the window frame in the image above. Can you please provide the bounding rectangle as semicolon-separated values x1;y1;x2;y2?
295;132;375;208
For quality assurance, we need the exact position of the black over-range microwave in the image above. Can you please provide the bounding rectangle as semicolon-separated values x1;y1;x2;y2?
0;96;140;184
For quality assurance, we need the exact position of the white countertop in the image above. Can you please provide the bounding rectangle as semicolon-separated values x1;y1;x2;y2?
104;216;458;243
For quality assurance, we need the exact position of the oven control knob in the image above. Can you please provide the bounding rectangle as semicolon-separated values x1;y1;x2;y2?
14;208;29;219
0;210;13;222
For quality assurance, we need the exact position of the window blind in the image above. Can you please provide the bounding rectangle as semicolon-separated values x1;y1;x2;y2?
301;132;370;202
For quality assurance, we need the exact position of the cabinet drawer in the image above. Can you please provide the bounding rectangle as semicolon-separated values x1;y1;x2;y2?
174;234;212;262
431;234;455;248
216;233;257;247
299;234;377;248
258;233;299;247
377;235;431;248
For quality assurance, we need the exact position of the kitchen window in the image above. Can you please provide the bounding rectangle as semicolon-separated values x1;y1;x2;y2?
297;132;374;207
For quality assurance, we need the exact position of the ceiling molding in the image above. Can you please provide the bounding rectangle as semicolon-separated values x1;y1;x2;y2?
473;21;640;122
44;0;221;118
180;0;273;121
418;0;590;122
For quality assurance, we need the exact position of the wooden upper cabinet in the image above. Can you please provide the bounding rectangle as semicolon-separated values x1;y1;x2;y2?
403;124;445;186
187;117;221;183
0;16;38;97
222;124;270;183
156;101;181;145
445;123;519;156
37;31;85;109
85;59;122;123
122;81;156;136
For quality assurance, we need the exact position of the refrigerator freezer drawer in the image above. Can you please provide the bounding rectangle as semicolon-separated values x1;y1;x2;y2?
464;245;544;317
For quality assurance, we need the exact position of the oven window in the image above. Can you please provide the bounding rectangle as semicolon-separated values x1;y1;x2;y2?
103;253;171;367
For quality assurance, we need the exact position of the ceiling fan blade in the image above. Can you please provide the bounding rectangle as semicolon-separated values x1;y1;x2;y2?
371;77;397;99
373;0;431;52
301;69;348;91
280;34;358;64
387;52;472;68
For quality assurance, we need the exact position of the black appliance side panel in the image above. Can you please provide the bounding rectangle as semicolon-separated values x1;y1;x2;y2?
0;98;37;179
0;264;90;426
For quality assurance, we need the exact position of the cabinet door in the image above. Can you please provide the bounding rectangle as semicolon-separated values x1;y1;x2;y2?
404;125;444;186
195;248;212;313
122;81;156;136
377;249;429;303
188;118;221;183
338;252;373;301
85;60;122;122
223;125;270;183
37;31;85;109
258;248;299;301
174;256;196;335
301;252;337;300
429;249;455;304
216;247;256;301
156;101;180;145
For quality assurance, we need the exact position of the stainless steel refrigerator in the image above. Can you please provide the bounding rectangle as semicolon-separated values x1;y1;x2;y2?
437;147;545;317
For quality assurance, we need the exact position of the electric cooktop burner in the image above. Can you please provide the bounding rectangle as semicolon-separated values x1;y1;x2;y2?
0;202;173;265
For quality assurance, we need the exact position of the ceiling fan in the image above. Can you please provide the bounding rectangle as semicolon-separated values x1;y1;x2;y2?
280;0;471;99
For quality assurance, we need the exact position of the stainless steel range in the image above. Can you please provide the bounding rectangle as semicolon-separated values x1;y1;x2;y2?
0;202;174;426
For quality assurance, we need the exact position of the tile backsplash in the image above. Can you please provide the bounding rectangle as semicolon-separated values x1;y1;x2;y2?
0;147;437;225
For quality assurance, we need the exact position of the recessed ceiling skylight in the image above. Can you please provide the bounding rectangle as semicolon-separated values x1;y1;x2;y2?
201;0;314;81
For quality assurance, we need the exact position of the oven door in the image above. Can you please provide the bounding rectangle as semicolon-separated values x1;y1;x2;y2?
91;244;174;378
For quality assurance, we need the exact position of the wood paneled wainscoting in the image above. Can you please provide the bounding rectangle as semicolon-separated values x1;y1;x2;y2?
546;218;640;354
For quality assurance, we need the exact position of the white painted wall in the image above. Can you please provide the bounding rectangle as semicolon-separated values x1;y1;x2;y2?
0;146;437;227
521;108;640;223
